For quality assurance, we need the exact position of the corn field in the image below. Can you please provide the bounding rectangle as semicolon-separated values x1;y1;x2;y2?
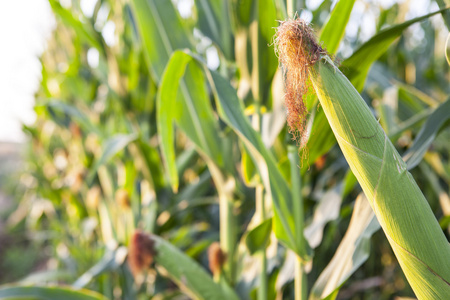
0;0;450;299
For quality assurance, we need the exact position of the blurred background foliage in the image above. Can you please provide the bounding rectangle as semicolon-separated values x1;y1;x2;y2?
0;0;449;299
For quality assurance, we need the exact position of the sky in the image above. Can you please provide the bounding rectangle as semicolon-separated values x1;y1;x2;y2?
0;0;54;143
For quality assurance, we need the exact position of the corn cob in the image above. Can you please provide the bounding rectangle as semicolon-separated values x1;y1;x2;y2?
276;18;450;299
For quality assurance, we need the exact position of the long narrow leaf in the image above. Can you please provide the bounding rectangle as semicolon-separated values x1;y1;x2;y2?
132;0;225;192
160;50;310;258
131;0;191;82
404;97;450;169
343;7;450;91
195;0;233;59
309;194;380;300
148;234;239;300
0;285;107;300
48;0;103;53
319;0;356;54
87;133;138;183
157;53;226;192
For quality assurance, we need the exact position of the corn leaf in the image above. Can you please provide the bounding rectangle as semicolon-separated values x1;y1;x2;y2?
319;0;356;54
87;133;138;183
157;53;227;192
304;185;343;249
149;235;239;300
163;50;310;259
19;271;73;285
309;194;380;300
435;0;450;30
195;0;233;59
73;247;127;288
245;218;273;255
45;101;100;136
132;0;226;191
404;97;450;169
0;285;108;300
131;0;191;82
134;139;165;191
48;0;104;53
343;8;450;91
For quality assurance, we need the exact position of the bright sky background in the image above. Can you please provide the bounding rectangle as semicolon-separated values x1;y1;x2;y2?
0;0;54;143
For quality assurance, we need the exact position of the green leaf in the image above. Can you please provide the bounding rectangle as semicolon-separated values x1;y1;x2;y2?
245;218;272;255
435;0;450;30
45;101;100;136
343;7;450;91
303;106;337;171
231;0;254;27
131;0;191;82
87;133;138;183
404;97;450;169
342;169;358;197
319;0;356;54
19;271;73;285
241;148;259;186
195;0;233;59
163;50;307;258
309;194;380;300
254;0;279;93
207;70;303;257
133;0;226;192
48;0;103;53
134;139;165;191
0;285;107;300
73;247;128;288
149;235;239;300
446;31;450;66
157;52;226;192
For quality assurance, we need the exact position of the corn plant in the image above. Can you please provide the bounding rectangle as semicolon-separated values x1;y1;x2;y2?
1;0;449;300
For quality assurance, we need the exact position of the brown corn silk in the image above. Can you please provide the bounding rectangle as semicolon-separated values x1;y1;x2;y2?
208;242;227;276
275;18;327;144
128;230;156;275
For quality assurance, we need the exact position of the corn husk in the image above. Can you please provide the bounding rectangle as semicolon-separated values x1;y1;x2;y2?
309;59;450;298
275;18;450;298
